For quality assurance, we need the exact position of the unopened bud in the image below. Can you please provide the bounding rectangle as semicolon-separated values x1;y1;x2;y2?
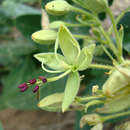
84;0;108;13
80;114;102;128
33;86;39;93
49;21;65;29
45;0;72;16
32;29;57;45
92;85;99;94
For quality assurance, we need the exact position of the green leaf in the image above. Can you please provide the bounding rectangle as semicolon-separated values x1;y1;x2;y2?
34;52;69;71
4;0;37;4
91;123;103;130
62;71;80;112
32;29;57;45
38;93;64;112
76;44;95;71
1;1;40;18
0;40;36;56
16;14;41;39
58;25;80;64
0;39;36;65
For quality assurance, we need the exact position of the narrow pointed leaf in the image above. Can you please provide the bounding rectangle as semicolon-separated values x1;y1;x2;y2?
58;25;80;64
34;52;69;70
76;44;95;71
62;72;80;112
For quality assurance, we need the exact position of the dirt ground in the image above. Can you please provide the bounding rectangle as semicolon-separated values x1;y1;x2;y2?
0;109;75;130
0;0;130;130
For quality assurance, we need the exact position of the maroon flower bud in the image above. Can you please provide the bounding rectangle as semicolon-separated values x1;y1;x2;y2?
29;79;36;85
20;86;28;92
39;76;47;83
18;83;27;88
33;86;39;93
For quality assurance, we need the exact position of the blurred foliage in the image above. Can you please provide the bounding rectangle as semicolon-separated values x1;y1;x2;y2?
118;12;130;54
0;122;3;130
0;0;130;130
0;0;66;110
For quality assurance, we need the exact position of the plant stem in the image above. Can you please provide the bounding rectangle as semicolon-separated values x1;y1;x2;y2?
71;6;99;24
101;45;115;62
103;111;130;121
71;6;93;18
65;23;86;27
99;26;118;58
89;64;114;70
47;69;71;82
107;8;123;63
78;95;104;102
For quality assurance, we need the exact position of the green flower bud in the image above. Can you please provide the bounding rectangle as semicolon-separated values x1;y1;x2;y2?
82;0;108;14
38;93;64;112
45;0;72;16
32;29;57;45
38;93;84;112
80;114;102;128
102;65;130;96
49;21;65;29
96;94;130;114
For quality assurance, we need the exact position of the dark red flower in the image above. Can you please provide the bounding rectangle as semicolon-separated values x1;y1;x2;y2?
39;76;47;83
33;86;39;93
18;83;27;88
29;79;37;85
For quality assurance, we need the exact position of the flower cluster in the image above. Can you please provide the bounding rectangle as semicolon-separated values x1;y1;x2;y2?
18;76;47;93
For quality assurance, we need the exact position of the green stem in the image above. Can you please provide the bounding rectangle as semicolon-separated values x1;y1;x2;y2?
101;45;116;62
65;23;86;27
71;6;93;18
73;34;106;44
73;34;95;40
47;69;71;82
107;8;123;63
108;7;130;35
85;100;104;112
89;64;114;70
71;6;99;24
77;95;104;102
103;111;130;121
99;26;118;57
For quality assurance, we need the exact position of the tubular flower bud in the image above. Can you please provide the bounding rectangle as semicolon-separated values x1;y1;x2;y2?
32;30;57;45
18;83;27;88
33;86;39;93
29;79;37;85
20;86;28;92
39;76;47;83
